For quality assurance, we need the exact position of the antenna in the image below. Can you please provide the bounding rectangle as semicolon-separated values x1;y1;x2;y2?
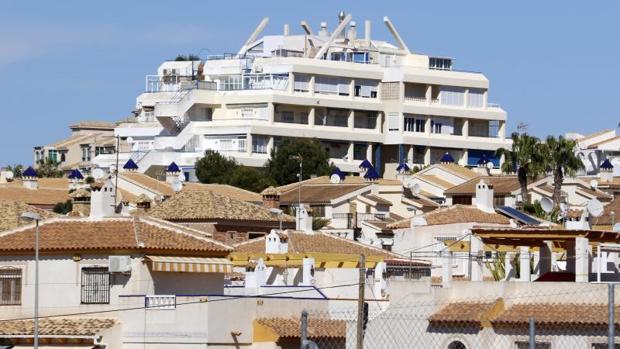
586;199;604;217
486;161;494;170
540;197;554;213
171;179;183;192
92;168;105;180
330;174;341;184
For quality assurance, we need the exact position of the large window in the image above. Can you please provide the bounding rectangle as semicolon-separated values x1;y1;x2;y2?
354;79;378;98
48;150;58;162
404;116;425;133
440;86;465;106
81;145;91;162
81;267;110;304
0;269;22;305
294;74;310;92
354;143;368;161
431;120;443;134
315;76;350;96
252;135;269;154
467;89;485;108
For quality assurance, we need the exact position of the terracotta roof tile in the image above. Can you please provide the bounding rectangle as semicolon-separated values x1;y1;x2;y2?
148;190;294;223
445;176;521;195
429;301;500;326
388;205;510;229
183;182;261;203
119;172;175;197
0;186;69;206
435;163;481;180
362;194;392;206
276;176;399;193
0;200;58;232
416;175;454;189
69;120;116;130
0;317;117;336
492;303;620;328
278;185;369;204
599;196;620;225
256;317;346;338
0;217;231;253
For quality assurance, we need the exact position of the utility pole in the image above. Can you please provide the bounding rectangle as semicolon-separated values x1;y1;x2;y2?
609;283;615;349
356;254;366;349
113;135;120;213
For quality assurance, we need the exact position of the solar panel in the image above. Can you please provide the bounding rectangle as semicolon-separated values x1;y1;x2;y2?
496;206;541;225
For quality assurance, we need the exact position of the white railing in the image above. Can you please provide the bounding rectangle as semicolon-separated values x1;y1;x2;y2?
145;295;176;310
145;75;216;93
218;73;289;91
404;96;427;103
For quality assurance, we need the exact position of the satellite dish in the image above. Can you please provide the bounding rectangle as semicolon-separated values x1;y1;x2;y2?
171;179;183;192
412;183;421;195
590;179;599;190
486;162;494;170
109;165;117;174
4;171;14;181
330;174;341;184
92;168;105;179
586;199;604;217
178;172;186;182
540;197;554;213
126;137;134;143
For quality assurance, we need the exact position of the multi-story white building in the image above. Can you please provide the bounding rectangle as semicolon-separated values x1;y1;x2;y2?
95;12;510;180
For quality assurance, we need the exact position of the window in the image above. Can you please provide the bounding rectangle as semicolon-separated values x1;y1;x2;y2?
404;116;425;133
354;79;379;98
252;135;269;154
354;143;368;161
388;113;400;132
81;145;91;162
468;89;485;108
452;196;472;205
0;269;22;305
48;150;58;162
354;111;377;129
281;111;294;123
81;267;110;304
439;86;465;106
310;205;326;217
515;342;550;349
315;76;350;96
431;120;442;134
447;340;466;349
294;74;310;92
429;57;452;71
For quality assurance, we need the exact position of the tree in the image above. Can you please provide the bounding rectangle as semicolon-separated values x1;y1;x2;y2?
36;158;63;178
227;166;274;193
495;132;543;204
312;217;331;230
195;150;238;184
53;200;73;214
265;138;332;185
5;164;23;178
541;136;584;207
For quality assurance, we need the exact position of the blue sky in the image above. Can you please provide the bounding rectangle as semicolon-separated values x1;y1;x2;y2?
1;1;619;166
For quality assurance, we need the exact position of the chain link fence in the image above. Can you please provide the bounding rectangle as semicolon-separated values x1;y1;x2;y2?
296;283;620;349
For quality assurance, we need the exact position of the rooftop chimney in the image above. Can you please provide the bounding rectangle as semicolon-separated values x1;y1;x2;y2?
599;159;614;183
90;179;115;218
22;167;39;190
347;21;357;41
265;229;288;254
364;19;371;46
475;179;495;213
261;186;281;209
319;22;329;37
69;188;91;217
283;23;290;36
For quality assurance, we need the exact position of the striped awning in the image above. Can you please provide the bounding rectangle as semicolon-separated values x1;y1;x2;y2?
146;256;233;273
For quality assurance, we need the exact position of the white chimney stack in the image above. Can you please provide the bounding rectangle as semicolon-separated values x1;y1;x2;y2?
364;19;371;46
319;22;329;37
348;21;357;41
283;23;290;36
301;258;315;286
265;230;288;254
90;179;116;218
475;179;495;213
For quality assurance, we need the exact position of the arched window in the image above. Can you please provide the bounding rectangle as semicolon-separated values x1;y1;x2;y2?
447;341;466;349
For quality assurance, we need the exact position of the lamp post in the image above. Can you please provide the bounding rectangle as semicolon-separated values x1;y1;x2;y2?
290;155;303;228
21;212;42;349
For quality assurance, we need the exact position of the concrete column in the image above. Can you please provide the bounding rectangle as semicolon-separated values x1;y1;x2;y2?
504;252;514;281
425;84;432;105
349;79;355;98
539;241;553;276
441;251;452;288
399;81;405;102
347;142;354;163
309;75;315;95
566;240;576;273
246;133;252;155
462;119;469;138
267;136;275;155
460;149;468;166
366;143;373;161
464;88;469;107
425;117;432;136
376;112;383;133
470;236;484;281
575;237;590;283
267;102;275;125
308;107;315;127
499;121;506;140
288;72;294;94
551;252;558;272
424;146;431;165
483;90;488;109
348;110;355;130
531;251;540;280
518;246;530;282
407;145;414;163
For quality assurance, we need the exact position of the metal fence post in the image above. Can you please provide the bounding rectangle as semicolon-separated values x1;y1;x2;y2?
300;309;308;349
529;317;535;349
610;283;615;349
357;254;366;349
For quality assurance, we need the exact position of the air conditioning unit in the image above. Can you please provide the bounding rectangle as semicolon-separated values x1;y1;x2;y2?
109;256;132;273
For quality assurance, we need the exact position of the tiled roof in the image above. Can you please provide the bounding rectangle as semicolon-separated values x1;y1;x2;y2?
119;172;175;197
69;120;116;130
432;163;481;180
51;133;97;149
276;176;400;193
387;205;510;229
0;200;58;232
417;175;454;190
0;217;232;253
69;188;91;198
445;176;520;195
279;185;369;205
429;301;500;326
148;190;294;223
0;318;117;336
183;183;262;203
256;317;346;338
362;194;392;206
492;303;620;328
0;185;69;206
598;196;620;226
578;129;613;143
234;231;396;258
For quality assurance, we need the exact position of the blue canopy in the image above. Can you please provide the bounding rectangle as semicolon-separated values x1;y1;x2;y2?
22;166;37;178
123;159;139;170
167;162;181;173
331;167;346;180
68;169;84;180
601;159;614;170
476;153;489;166
440;152;455;163
396;162;410;173
363;166;380;181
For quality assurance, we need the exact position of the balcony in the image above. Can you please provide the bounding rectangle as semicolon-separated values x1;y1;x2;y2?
145;75;217;93
145;295;176;310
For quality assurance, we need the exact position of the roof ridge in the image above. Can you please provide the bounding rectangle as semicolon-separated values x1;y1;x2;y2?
140;216;233;251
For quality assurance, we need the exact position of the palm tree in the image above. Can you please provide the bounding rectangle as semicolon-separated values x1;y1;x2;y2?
495;132;543;204
541;136;584;207
36;158;63;178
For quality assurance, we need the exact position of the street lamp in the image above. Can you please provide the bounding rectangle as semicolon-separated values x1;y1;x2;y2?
20;212;41;349
289;154;303;228
269;208;284;231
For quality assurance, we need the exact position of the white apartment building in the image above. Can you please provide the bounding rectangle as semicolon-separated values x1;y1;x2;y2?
95;12;509;180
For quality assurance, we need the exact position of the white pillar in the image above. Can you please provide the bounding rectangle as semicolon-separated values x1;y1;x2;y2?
442;251;452;288
246;133;252;155
470;236;484;281
575;237;590;283
308;107;315;127
504;252;514;281
266;136;274;155
374;262;387;298
424;146;431;165
425;117;432;136
347;143;354;163
267;102;275;125
462;119;469;138
407;145;414;164
366;143;373;161
499;121;506;140
350;79;355;98
460;149;468;166
483;90;488;109
464;88;469;107
288;72;294;94
539;241;553;276
309;75;315;95
518;246;530;282
376;112;383;133
425;84;432;105
301;258;315;286
348;110;355;130
531;251;540;280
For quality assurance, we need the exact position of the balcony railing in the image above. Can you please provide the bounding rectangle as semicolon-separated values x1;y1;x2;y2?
332;213;389;229
145;295;176;310
145;75;217;93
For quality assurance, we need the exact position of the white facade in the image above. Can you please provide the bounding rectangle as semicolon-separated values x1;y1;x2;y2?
95;13;510;178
